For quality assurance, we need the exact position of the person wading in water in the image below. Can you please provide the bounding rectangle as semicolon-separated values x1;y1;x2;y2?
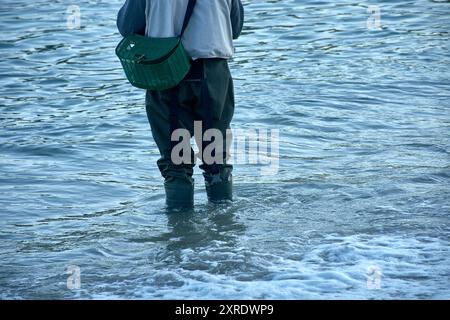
117;0;244;208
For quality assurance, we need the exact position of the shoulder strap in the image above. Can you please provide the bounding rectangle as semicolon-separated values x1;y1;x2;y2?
180;0;197;36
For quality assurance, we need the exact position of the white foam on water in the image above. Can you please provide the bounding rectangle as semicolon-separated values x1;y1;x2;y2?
90;234;449;299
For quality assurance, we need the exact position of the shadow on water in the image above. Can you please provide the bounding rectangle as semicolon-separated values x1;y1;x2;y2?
155;204;247;253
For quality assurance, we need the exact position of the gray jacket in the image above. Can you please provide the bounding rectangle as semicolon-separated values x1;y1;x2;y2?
117;0;244;59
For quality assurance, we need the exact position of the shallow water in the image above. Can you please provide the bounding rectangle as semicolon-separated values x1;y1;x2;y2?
1;0;449;299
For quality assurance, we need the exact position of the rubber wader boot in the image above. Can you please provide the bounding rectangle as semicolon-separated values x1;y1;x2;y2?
164;178;194;209
204;170;233;203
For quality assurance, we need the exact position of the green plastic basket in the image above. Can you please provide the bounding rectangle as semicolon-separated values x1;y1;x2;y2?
116;34;191;91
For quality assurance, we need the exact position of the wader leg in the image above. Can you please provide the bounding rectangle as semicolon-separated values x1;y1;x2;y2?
197;59;235;203
146;88;195;209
